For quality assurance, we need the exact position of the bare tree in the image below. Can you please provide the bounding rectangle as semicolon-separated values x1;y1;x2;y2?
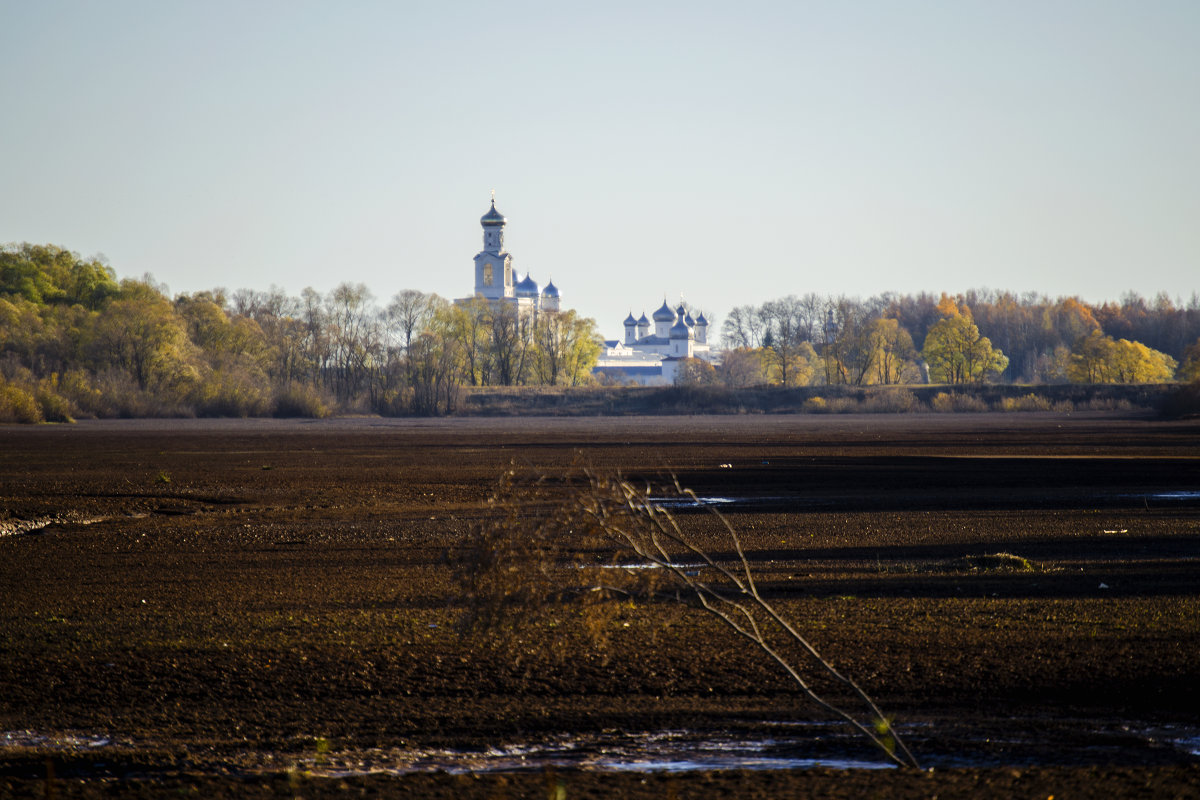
386;289;437;356
761;296;814;387
325;282;383;402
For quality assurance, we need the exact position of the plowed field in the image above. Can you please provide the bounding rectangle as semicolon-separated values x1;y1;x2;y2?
2;414;1199;798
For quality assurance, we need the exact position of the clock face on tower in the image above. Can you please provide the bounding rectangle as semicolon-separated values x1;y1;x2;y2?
482;264;494;286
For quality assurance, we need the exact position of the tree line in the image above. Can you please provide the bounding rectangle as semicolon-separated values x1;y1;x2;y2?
712;290;1199;389
4;242;1199;422
0;243;601;422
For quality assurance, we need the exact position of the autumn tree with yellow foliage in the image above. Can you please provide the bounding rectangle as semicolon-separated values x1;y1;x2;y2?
1067;330;1176;384
920;297;1009;384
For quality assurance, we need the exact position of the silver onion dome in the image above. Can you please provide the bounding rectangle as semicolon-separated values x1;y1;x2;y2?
652;300;675;322
481;199;506;227
515;274;540;297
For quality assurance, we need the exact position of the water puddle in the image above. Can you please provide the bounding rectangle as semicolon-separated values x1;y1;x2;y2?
284;727;894;776
591;562;705;571
0;514;113;538
6;722;1200;775
649;496;739;509
1146;726;1200;759
1;730;117;749
648;496;815;511
1137;491;1200;501
270;722;1200;776
649;491;1200;511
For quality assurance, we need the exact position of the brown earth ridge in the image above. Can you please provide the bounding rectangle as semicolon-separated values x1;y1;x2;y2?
2;413;1199;798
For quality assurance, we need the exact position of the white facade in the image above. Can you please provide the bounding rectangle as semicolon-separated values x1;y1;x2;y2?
594;300;718;385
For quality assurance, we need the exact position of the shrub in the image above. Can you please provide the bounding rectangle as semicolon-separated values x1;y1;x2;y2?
373;387;414;417
1085;397;1135;412
998;393;1052;412
35;381;75;423
56;370;106;417
802;395;858;413
0;380;43;423
961;552;1037;572
272;383;331;418
930;392;988;413
194;369;272;417
863;389;919;413
92;370;181;418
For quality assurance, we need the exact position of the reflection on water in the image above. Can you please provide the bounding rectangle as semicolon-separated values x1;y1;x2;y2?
307;727;894;776
2;730;114;749
648;496;739;509
1142;491;1200;500
5;722;1200;775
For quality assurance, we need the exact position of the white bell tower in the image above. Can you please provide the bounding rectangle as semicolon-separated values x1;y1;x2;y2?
474;191;513;299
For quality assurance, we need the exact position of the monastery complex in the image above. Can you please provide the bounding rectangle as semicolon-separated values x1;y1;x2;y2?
461;195;720;385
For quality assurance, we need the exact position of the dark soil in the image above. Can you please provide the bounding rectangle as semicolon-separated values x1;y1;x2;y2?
2;413;1199;798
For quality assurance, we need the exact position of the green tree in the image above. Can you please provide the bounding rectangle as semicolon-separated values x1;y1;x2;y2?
449;296;493;386
175;292;273;416
716;347;767;388
1;243;118;308
408;304;463;415
89;282;201;395
534;309;601;386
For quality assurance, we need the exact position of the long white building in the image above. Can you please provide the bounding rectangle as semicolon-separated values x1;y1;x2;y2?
593;300;718;385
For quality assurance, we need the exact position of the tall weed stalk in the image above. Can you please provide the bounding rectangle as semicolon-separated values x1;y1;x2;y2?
451;468;920;769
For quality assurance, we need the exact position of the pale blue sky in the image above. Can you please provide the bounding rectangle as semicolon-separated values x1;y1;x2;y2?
3;1;1198;333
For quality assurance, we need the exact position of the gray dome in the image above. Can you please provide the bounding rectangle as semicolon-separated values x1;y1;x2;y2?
542;280;560;299
481;199;506;227
669;318;693;339
684;311;696;327
623;312;637;326
695;312;708;326
515;274;540;297
637;313;650;326
652;301;675;322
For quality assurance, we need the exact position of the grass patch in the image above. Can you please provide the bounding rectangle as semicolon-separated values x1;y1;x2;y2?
959;552;1038;572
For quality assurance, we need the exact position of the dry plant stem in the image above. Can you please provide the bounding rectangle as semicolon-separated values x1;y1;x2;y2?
580;473;921;770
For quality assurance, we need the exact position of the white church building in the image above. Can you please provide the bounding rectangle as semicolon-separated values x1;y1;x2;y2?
460;194;560;313
593;300;718;385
